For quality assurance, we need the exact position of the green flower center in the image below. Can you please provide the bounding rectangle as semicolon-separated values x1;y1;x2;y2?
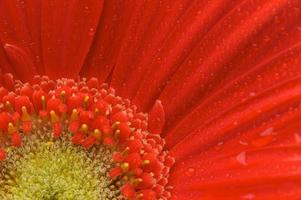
0;129;121;200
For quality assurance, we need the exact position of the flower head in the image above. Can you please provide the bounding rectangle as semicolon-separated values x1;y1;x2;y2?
1;0;301;199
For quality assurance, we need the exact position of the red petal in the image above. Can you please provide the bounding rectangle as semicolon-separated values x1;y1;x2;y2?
148;100;165;135
170;145;301;200
171;78;301;160
166;43;301;149
0;0;40;80
116;0;192;100
160;0;301;135
40;0;104;79
80;1;136;82
132;0;239;110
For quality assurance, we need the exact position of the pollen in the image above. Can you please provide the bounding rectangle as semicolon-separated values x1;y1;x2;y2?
0;74;174;200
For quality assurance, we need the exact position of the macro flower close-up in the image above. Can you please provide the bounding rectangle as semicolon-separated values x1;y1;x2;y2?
0;0;301;199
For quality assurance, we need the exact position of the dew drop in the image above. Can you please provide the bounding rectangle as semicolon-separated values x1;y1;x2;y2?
241;193;255;199
89;28;95;36
236;151;247;166
214;141;224;150
260;127;274;137
185;168;195;177
239;140;249;146
249;92;256;97
294;132;301;143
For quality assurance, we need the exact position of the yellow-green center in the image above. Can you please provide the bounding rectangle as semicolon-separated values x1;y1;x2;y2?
0;129;121;200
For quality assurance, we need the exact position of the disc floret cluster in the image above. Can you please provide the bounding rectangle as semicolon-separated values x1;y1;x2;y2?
0;74;174;200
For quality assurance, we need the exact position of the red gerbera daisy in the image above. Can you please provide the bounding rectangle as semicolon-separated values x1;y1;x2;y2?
0;0;301;199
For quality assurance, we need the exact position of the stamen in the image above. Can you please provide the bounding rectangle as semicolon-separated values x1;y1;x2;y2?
0;74;174;199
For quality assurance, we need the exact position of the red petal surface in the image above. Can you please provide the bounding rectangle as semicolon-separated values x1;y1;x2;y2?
41;0;104;79
149;100;165;135
80;1;137;83
132;0;240;110
170;145;301;200
160;0;301;132
0;0;104;80
0;0;40;80
167;44;301;150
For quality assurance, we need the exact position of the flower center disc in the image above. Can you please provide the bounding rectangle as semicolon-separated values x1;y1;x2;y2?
0;130;117;200
0;74;174;200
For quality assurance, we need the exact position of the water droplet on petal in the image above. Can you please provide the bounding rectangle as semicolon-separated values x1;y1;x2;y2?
236;151;247;166
241;193;255;199
185;168;195;177
239;140;249;146
294;132;301;143
89;28;95;36
214;141;224;150
249;92;256;97
260;127;274;137
217;141;224;146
